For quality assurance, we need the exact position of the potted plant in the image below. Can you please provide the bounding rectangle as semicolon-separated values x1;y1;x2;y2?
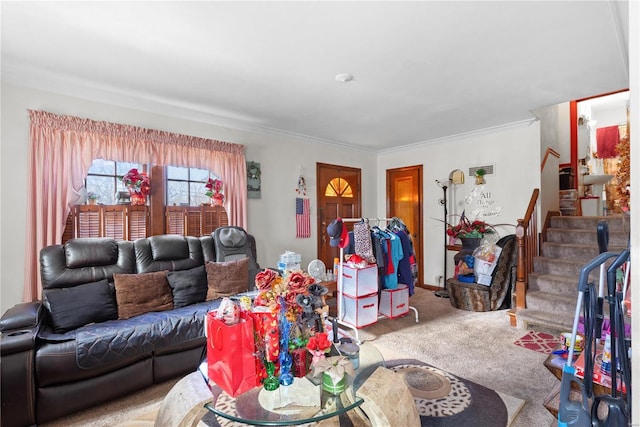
205;178;225;206
122;168;151;205
474;168;486;185
87;192;98;205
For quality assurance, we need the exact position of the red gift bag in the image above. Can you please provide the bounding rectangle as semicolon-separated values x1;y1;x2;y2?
207;310;257;397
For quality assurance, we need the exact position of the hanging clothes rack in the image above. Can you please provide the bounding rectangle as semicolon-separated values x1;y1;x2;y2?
334;217;419;344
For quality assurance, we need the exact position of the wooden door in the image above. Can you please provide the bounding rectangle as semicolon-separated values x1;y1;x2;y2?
316;163;361;270
386;165;424;288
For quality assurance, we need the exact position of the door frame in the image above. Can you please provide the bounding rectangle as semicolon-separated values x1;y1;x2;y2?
386;165;424;288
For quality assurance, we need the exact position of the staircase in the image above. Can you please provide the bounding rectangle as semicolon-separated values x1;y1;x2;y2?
516;214;630;334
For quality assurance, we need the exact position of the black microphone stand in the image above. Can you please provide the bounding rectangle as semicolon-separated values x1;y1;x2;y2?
435;182;449;298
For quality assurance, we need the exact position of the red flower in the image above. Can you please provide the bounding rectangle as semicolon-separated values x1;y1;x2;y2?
306;332;331;352
205;178;223;198
255;269;278;291
446;215;494;239
122;168;151;196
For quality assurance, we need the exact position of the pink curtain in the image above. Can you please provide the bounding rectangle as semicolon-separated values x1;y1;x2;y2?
25;110;247;301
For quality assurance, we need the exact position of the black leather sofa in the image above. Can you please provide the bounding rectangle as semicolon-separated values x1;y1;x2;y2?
0;231;259;427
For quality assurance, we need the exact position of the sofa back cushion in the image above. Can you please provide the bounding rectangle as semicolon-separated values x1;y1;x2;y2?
42;279;118;333
166;266;208;308
40;238;136;289
113;271;174;319
205;258;249;301
134;235;204;274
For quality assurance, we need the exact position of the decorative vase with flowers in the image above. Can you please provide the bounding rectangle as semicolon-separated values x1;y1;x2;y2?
122;168;151;205
446;212;495;262
205;178;225;206
252;269;328;385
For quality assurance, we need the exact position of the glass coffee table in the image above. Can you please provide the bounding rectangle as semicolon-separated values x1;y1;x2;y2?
203;342;384;425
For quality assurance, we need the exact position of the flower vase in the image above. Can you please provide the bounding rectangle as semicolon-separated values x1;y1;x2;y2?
454;237;482;264
263;361;279;391
321;372;347;395
278;303;294;386
130;192;145;206
211;191;225;206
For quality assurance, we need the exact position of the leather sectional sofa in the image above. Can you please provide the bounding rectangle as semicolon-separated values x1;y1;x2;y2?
0;229;260;427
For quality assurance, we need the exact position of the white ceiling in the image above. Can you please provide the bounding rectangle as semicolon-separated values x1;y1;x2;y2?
1;1;630;152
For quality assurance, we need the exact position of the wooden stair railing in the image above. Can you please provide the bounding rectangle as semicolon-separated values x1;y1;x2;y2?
508;188;539;326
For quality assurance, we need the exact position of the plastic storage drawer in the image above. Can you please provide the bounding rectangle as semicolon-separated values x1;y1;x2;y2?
379;284;409;318
341;265;378;297
341;294;378;328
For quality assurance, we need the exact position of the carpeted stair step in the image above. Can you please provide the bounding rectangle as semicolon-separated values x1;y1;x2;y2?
540;242;600;261
549;215;630;232
516;308;573;336
546;228;630;247
527;273;580;297
524;290;576;314
533;256;601;280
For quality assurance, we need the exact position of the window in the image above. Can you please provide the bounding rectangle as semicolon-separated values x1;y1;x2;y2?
167;166;219;206
86;159;143;205
325;177;354;197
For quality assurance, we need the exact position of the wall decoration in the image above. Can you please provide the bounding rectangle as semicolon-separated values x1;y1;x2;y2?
247;161;261;199
295;166;307;196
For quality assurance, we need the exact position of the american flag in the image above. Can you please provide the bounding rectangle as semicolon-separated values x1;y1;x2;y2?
296;198;311;238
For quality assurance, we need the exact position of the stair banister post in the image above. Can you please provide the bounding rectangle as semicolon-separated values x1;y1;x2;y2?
515;220;526;310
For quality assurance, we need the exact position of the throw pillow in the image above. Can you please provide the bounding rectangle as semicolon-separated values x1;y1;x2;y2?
113;271;173;319
166;265;208;308
43;279;118;333
205;258;249;301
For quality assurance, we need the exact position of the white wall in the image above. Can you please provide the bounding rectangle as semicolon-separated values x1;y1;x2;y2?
0;82;378;313
377;123;540;287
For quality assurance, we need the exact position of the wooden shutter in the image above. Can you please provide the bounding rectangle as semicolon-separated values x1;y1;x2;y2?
76;205;102;238
103;205;126;240
165;207;186;235
164;205;228;237
186;207;202;237
69;205;149;241
202;205;229;235
128;206;149;240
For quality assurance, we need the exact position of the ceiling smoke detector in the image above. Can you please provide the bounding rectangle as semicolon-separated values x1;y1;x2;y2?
335;73;354;83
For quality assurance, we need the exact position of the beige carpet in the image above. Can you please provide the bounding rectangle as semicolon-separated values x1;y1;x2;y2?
41;288;556;427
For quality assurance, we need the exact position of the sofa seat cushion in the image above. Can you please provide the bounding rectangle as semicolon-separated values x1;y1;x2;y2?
35;339;149;387
75;300;220;370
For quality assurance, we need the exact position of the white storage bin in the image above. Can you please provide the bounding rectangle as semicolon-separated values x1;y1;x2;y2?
379;284;409;318
278;251;301;271
341;294;378;328
341;265;378;297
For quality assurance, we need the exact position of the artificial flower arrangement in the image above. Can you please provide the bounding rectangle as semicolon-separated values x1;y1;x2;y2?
252;269;330;383
205;177;224;205
122;168;151;195
446;213;495;239
306;331;331;365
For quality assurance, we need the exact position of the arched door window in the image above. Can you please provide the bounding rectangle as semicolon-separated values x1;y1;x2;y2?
325;178;354;198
